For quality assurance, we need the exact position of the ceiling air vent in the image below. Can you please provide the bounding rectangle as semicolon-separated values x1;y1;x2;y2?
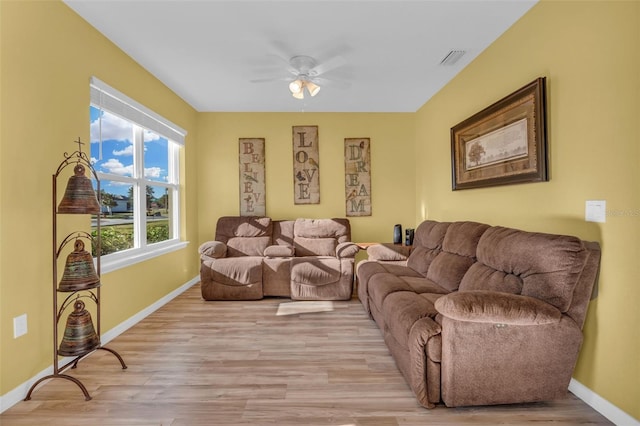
440;50;466;66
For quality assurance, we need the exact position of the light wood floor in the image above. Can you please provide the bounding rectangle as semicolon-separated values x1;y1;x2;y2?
2;283;612;425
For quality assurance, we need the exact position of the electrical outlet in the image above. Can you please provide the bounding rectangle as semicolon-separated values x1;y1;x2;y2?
13;314;27;338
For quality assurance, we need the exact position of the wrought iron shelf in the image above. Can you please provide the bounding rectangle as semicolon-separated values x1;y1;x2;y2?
24;139;127;402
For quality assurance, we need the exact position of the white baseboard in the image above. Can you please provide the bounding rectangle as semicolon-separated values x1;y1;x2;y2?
569;379;639;426
0;276;199;414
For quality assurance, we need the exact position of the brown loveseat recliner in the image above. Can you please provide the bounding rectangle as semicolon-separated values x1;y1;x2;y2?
357;220;601;409
199;216;359;301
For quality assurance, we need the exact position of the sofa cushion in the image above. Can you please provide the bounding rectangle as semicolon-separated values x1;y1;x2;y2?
336;242;360;258
368;273;412;311
292;218;351;256
198;240;227;258
461;226;589;312
294;218;351;242
214;216;273;257
264;245;294;257
294;237;337;257
368;273;448;313
363;263;423;279
442;221;489;257
215;216;272;239
401;277;450;295
272;220;295;246
227;236;271;257
382;291;440;349
458;262;524;294
367;244;410;261
406;221;450;275
426;334;442;362
426;253;475;292
204;256;263;286
290;257;341;286
423;222;490;292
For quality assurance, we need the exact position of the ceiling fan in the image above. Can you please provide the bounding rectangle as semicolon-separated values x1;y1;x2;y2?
251;54;348;100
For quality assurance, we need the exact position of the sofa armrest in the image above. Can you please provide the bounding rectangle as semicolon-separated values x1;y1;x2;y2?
366;243;411;262
336;242;359;258
434;290;562;326
264;245;295;258
198;241;227;260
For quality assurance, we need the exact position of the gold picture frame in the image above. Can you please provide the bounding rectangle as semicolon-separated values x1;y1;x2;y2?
451;77;548;190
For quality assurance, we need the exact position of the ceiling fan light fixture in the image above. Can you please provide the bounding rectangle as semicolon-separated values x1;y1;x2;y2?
292;89;304;100
306;81;320;97
289;79;303;94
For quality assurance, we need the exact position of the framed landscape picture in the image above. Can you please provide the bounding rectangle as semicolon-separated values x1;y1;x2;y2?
451;77;548;190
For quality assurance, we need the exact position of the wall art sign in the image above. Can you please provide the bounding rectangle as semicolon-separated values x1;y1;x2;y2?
292;125;320;204
239;138;266;216
451;77;548;190
344;138;372;216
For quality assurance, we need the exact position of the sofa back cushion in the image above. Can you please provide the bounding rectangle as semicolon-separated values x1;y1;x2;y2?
215;216;272;257
293;218;350;257
407;221;450;275
423;221;490;292
272;220;295;246
459;226;589;312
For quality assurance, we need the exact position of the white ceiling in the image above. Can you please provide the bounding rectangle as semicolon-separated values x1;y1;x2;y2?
64;0;537;113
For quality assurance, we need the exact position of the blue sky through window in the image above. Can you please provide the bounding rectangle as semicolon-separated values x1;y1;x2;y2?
90;106;170;196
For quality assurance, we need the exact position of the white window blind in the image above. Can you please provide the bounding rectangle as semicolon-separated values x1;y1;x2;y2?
90;76;187;145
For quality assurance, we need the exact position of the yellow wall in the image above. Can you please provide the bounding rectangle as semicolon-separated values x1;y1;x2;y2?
0;1;199;396
196;112;417;246
1;0;638;420
415;0;639;419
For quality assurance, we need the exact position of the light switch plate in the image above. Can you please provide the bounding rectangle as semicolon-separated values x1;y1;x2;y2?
585;200;606;223
13;314;27;338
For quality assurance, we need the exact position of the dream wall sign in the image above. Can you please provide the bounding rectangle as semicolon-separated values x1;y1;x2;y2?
344;138;371;216
292;125;320;204
239;138;266;216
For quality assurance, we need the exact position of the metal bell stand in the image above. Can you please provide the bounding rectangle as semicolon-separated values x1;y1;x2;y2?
25;138;127;401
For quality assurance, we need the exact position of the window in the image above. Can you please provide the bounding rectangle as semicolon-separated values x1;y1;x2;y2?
89;77;187;273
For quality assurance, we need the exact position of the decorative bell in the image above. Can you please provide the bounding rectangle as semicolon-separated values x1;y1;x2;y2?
58;239;100;292
58;299;100;356
57;164;101;214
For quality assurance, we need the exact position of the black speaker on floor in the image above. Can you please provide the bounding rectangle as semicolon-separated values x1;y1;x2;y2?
393;224;402;244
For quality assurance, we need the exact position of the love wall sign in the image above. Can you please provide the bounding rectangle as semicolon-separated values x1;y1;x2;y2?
292;126;320;204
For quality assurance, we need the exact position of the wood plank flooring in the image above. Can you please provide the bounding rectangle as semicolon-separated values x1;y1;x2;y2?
1;283;612;425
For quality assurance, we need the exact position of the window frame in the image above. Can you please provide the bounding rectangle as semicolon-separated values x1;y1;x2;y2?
90;77;188;273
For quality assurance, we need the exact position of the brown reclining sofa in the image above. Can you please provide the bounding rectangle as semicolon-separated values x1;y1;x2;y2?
357;220;601;408
199;216;359;300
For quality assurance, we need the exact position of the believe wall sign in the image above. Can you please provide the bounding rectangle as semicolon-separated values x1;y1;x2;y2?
292;125;320;204
344;138;371;216
239;138;266;216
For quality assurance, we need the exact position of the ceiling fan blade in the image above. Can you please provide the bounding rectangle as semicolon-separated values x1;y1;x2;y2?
312;55;347;76
250;76;291;84
261;54;299;75
313;77;351;90
262;40;307;74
